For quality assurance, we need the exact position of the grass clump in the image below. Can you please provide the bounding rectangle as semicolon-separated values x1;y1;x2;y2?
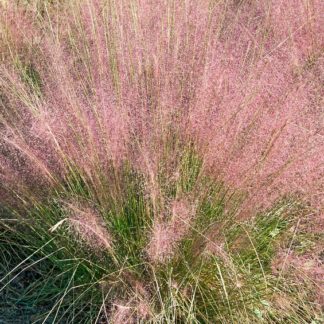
0;0;323;322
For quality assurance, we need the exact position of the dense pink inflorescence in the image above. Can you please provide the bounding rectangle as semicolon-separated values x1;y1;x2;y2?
272;249;324;307
65;201;113;252
147;199;195;262
0;0;323;215
110;298;151;324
